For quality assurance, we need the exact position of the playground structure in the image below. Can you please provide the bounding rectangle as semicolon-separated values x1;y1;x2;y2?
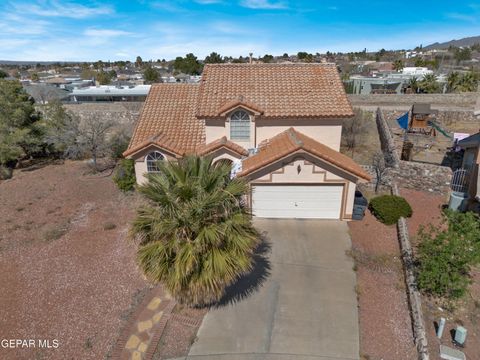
396;103;453;162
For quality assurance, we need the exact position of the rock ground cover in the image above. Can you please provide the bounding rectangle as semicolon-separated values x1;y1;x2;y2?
401;188;480;360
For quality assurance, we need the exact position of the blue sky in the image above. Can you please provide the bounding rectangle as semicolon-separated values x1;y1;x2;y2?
0;0;479;61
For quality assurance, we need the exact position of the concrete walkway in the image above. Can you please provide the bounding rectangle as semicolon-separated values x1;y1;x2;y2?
187;219;360;360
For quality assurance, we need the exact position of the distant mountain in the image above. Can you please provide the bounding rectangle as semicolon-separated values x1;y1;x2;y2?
424;35;480;50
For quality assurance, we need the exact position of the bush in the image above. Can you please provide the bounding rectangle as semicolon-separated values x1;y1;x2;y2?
113;159;136;192
416;211;480;300
368;195;412;225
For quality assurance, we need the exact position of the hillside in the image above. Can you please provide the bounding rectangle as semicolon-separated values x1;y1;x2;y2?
424;35;480;50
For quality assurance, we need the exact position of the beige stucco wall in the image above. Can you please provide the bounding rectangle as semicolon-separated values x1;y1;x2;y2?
255;118;344;151
130;145;177;185
204;113;344;151
246;153;358;219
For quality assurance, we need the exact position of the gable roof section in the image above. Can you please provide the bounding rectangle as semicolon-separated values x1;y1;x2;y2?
217;98;264;116
197;136;249;157
240;128;371;181
196;63;354;119
124;83;204;157
458;132;480;148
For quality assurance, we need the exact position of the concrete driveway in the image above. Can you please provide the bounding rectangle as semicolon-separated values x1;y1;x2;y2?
187;219;359;360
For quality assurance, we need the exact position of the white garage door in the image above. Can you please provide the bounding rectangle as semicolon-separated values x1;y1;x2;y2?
252;185;343;219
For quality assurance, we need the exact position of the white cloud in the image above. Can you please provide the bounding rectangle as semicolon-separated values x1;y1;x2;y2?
17;0;113;19
240;0;287;10
195;0;223;4
84;29;133;37
446;12;477;23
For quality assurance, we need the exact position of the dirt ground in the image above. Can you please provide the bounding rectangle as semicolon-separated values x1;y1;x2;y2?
0;161;148;360
400;188;480;359
349;199;417;360
340;109;381;165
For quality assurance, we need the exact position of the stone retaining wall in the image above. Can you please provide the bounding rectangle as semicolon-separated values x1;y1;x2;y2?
64;102;143;128
392;183;430;360
350;93;477;110
376;107;400;167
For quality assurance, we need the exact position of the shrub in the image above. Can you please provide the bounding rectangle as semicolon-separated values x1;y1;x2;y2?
416;211;480;300
368;195;412;225
113;159;136;192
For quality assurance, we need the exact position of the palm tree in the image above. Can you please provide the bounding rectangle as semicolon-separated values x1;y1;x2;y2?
393;59;404;72
447;72;460;92
131;156;259;306
419;74;440;93
456;72;479;92
407;77;419;93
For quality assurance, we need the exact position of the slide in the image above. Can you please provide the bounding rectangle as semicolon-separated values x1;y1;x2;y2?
428;120;453;139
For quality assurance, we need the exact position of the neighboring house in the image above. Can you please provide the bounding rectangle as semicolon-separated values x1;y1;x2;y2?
124;63;371;220
458;132;480;202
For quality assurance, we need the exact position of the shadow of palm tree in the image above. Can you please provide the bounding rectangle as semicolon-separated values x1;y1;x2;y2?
212;233;272;308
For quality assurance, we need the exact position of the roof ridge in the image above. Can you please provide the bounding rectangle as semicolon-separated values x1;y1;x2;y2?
287;127;303;147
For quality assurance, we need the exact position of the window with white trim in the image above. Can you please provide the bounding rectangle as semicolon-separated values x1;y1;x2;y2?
230;110;250;141
146;151;164;172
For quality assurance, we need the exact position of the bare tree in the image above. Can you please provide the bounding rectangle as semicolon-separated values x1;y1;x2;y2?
78;114;114;171
342;108;368;156
372;151;388;193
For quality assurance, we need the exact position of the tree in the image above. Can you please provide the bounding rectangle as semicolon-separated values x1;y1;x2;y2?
41;100;82;159
78;114;114;171
131;156;259;306
204;52;224;64
0;80;42;174
417;211;480;300
407;77;419;93
393;60;404;71
447;72;460;92
452;72;479;92
419;74;440;93
454;47;472;64
262;54;274;63
173;53;203;75
143;66;160;84
342;108;368;154
372;151;388;193
31;73;40;82
0;69;8;78
135;56;143;68
96;71;112;85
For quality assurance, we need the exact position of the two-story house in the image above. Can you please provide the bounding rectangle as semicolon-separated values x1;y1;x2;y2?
123;63;371;220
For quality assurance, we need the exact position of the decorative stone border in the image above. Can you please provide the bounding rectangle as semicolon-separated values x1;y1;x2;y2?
392;183;430;360
110;285;176;360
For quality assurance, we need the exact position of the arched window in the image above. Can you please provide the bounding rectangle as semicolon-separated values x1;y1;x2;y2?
146;151;164;172
230;110;250;141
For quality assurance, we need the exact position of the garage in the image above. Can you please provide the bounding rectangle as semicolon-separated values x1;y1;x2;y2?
251;184;343;219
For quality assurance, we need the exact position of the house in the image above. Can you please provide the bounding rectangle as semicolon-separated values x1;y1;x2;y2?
69;85;150;102
123;63;371;220
458;132;480;203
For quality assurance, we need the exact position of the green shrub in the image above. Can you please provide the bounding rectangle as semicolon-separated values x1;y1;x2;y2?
368;195;412;225
416;211;480;300
113;159;136;192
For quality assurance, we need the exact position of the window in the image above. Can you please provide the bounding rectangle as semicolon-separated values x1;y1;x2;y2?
146;151;164;172
230;110;250;141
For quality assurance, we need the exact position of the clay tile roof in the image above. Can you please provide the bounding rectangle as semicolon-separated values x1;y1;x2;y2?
197;63;354;119
239;128;371;181
217;97;264;116
123;83;204;157
196;136;249;157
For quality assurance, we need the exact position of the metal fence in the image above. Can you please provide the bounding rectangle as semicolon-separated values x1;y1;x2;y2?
451;168;470;193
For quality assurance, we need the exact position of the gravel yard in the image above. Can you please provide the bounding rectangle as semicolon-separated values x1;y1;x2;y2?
0;161;148;360
349;205;417;360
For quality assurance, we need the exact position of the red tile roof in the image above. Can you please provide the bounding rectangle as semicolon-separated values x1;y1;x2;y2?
196;136;249;157
240;128;371;181
196;63;354;119
123;83;204;157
